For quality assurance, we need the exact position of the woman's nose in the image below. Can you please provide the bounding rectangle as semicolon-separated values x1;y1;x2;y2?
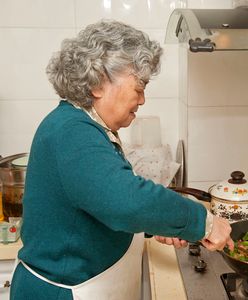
138;92;145;106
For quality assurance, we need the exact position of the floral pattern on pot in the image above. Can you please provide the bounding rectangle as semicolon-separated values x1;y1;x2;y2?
215;185;248;197
210;197;248;223
232;188;248;196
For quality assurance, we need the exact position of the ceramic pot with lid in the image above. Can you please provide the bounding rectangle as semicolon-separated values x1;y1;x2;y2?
209;171;248;222
170;171;248;223
0;153;28;220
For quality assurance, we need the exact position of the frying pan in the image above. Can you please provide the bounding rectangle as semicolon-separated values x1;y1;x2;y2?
220;219;248;278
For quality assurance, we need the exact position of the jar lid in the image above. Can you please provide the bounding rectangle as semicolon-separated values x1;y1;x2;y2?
210;171;248;201
11;156;29;168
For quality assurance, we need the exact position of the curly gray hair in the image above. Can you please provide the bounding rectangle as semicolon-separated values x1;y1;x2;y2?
46;19;163;108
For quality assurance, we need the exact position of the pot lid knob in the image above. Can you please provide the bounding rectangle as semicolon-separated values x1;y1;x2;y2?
228;171;247;184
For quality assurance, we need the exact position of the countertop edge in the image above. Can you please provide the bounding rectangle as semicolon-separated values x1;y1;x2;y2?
146;238;187;300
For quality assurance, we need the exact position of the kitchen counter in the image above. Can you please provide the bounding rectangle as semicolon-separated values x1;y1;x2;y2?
0;239;22;260
0;238;186;300
146;238;186;300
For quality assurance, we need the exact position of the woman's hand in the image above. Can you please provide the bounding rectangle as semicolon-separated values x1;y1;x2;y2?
201;215;234;251
154;236;188;249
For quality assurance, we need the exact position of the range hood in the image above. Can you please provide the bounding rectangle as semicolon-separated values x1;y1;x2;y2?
165;8;248;52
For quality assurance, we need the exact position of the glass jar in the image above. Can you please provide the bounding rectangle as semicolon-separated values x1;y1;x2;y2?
0;153;28;220
0;179;4;221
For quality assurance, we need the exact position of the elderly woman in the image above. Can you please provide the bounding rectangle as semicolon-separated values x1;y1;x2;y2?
10;19;233;300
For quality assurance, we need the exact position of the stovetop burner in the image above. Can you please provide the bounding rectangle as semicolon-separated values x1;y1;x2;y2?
221;273;248;300
188;243;208;273
176;245;235;299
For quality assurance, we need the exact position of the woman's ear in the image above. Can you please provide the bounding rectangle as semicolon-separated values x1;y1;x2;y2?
91;86;103;99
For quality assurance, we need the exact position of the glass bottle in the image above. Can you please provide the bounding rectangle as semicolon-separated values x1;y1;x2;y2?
0;179;4;221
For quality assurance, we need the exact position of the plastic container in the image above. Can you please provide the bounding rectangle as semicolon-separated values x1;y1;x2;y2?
0;217;22;244
130;116;162;148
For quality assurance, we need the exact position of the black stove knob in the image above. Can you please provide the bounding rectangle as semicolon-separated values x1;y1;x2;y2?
194;259;207;272
189;243;201;256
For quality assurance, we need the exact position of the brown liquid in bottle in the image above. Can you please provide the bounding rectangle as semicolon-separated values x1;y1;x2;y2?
0;180;4;221
2;184;23;219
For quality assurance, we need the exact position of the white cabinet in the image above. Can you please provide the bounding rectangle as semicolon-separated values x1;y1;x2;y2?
0;259;15;300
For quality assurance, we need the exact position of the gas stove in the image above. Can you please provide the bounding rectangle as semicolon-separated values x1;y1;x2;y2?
175;243;248;300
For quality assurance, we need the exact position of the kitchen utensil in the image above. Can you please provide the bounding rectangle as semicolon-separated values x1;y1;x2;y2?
174;140;185;188
221;219;248;278
0;153;28;220
170;170;248;223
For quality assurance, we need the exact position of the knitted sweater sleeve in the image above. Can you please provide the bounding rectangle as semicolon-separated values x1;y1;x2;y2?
55;119;207;242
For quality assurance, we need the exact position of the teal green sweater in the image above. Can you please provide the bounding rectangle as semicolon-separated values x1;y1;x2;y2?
16;101;206;287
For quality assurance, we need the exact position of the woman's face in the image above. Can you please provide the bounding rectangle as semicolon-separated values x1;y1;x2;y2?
92;71;147;131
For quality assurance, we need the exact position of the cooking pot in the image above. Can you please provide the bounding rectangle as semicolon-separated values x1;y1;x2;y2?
0;153;28;220
221;219;248;278
170;171;248;223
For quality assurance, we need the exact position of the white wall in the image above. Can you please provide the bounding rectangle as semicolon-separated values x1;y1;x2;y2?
0;0;237;183
184;49;248;191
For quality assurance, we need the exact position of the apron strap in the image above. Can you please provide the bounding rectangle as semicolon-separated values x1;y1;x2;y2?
20;260;74;289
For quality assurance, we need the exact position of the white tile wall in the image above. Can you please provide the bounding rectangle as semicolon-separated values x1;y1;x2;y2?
0;100;57;154
0;0;75;28
187;181;218;194
74;0;186;29
188;51;248;107
187;0;232;9
0;28;75;100
188;106;248;182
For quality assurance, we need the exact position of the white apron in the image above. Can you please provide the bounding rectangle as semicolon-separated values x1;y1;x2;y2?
19;233;144;300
